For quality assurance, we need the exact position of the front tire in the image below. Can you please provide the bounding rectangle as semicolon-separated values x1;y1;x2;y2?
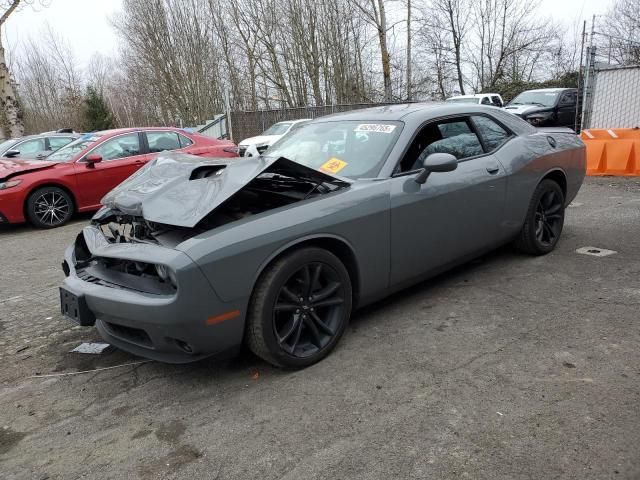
246;247;353;368
514;179;565;255
26;186;74;229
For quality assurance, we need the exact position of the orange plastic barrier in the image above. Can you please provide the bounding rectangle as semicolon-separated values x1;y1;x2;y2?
581;128;640;176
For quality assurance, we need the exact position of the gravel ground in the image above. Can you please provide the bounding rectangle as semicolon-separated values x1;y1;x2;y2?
1;177;639;480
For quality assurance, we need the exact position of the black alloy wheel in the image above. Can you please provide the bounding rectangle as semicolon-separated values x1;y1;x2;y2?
273;262;345;357
514;179;565;255
534;189;563;247
26;186;74;229
247;247;352;368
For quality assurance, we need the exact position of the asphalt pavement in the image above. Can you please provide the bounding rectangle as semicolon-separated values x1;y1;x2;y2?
0;177;639;480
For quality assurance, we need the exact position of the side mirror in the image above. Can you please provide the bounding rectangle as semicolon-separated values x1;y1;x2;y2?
414;153;458;184
85;153;103;166
5;149;20;158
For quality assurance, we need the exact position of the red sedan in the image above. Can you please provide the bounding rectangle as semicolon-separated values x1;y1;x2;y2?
0;127;238;228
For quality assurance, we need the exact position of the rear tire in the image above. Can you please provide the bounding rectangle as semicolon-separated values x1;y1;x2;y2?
26;186;74;229
246;247;352;368
514;179;565;255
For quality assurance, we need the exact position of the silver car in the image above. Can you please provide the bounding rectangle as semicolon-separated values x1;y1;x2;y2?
59;103;585;368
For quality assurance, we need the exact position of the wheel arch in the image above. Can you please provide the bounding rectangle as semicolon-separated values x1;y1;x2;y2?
540;168;567;200
251;234;361;307
23;182;78;219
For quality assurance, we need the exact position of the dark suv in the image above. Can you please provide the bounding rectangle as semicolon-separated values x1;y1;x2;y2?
504;88;578;129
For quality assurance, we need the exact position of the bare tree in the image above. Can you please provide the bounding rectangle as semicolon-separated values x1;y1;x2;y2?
425;0;470;95
600;0;640;65
16;25;84;132
468;0;558;91
406;0;412;100
352;0;393;101
0;0;24;138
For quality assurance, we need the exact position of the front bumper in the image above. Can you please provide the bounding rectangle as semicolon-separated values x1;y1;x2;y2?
60;226;248;363
0;186;27;224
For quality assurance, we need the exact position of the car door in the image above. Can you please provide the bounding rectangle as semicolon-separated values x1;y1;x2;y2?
557;91;577;128
389;115;508;285
73;132;146;208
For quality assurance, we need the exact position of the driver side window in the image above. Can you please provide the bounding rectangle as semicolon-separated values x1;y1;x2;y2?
397;118;484;173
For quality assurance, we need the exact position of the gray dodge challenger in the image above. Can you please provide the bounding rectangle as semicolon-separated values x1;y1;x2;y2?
59;103;585;368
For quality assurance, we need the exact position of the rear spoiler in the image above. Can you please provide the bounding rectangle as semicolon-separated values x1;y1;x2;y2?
536;127;576;135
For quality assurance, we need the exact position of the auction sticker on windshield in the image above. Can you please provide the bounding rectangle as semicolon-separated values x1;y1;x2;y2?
320;158;348;174
355;124;397;134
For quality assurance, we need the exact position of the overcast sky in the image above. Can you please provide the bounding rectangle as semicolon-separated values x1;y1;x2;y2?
5;0;614;68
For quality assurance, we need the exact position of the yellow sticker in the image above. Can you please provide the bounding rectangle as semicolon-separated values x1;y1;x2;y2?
320;158;348;174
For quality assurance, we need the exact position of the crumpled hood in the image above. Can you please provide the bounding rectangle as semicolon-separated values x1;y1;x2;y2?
0;158;56;180
101;151;349;228
238;134;281;147
503;104;547;116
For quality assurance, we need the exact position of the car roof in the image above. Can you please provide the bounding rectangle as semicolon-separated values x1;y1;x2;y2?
314;103;445;122
93;127;193;137
6;132;79;142
448;93;500;99
308;102;511;124
524;88;575;93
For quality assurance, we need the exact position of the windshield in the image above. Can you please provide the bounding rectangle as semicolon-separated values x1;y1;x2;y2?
262;122;292;136
446;97;481;104
0;138;18;154
47;134;103;162
265;120;402;178
509;91;559;107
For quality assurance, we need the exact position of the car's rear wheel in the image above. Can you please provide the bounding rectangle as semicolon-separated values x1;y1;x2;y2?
246;247;352;368
514;179;565;255
26;186;74;229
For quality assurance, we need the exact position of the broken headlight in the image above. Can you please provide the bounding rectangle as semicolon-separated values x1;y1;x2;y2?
0;179;22;190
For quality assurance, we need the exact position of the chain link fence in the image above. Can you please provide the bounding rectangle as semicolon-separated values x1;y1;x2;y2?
583;65;640;129
228;103;397;142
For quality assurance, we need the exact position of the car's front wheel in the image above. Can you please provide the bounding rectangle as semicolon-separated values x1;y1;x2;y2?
26;186;74;229
514;179;565;255
246;247;352;368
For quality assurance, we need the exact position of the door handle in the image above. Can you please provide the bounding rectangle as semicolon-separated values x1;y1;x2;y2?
486;165;500;174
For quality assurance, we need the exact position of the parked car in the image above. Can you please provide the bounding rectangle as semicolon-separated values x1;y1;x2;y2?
59;103;585;368
238;119;311;157
0;127;238;228
504;88;578;129
0;132;79;160
446;94;504;107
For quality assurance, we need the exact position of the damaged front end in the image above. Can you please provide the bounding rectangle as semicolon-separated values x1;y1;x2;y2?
93;152;351;246
65;152;350;297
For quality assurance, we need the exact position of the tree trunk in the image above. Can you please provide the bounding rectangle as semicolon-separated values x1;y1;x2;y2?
375;0;392;101
0;45;23;138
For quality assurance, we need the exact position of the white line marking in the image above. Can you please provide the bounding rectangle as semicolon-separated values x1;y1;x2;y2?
607;129;618;138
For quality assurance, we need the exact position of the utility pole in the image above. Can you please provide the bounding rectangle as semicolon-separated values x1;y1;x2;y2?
575;20;586;132
580;15;596;131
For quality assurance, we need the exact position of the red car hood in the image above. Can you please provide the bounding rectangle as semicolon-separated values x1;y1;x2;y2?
0;158;56;180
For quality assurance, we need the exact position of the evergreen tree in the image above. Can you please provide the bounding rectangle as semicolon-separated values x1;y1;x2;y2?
83;85;114;131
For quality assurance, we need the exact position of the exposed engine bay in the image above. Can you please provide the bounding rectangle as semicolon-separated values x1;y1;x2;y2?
93;161;349;248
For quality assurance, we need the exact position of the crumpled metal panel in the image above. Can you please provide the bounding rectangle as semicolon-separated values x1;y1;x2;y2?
101;151;348;228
